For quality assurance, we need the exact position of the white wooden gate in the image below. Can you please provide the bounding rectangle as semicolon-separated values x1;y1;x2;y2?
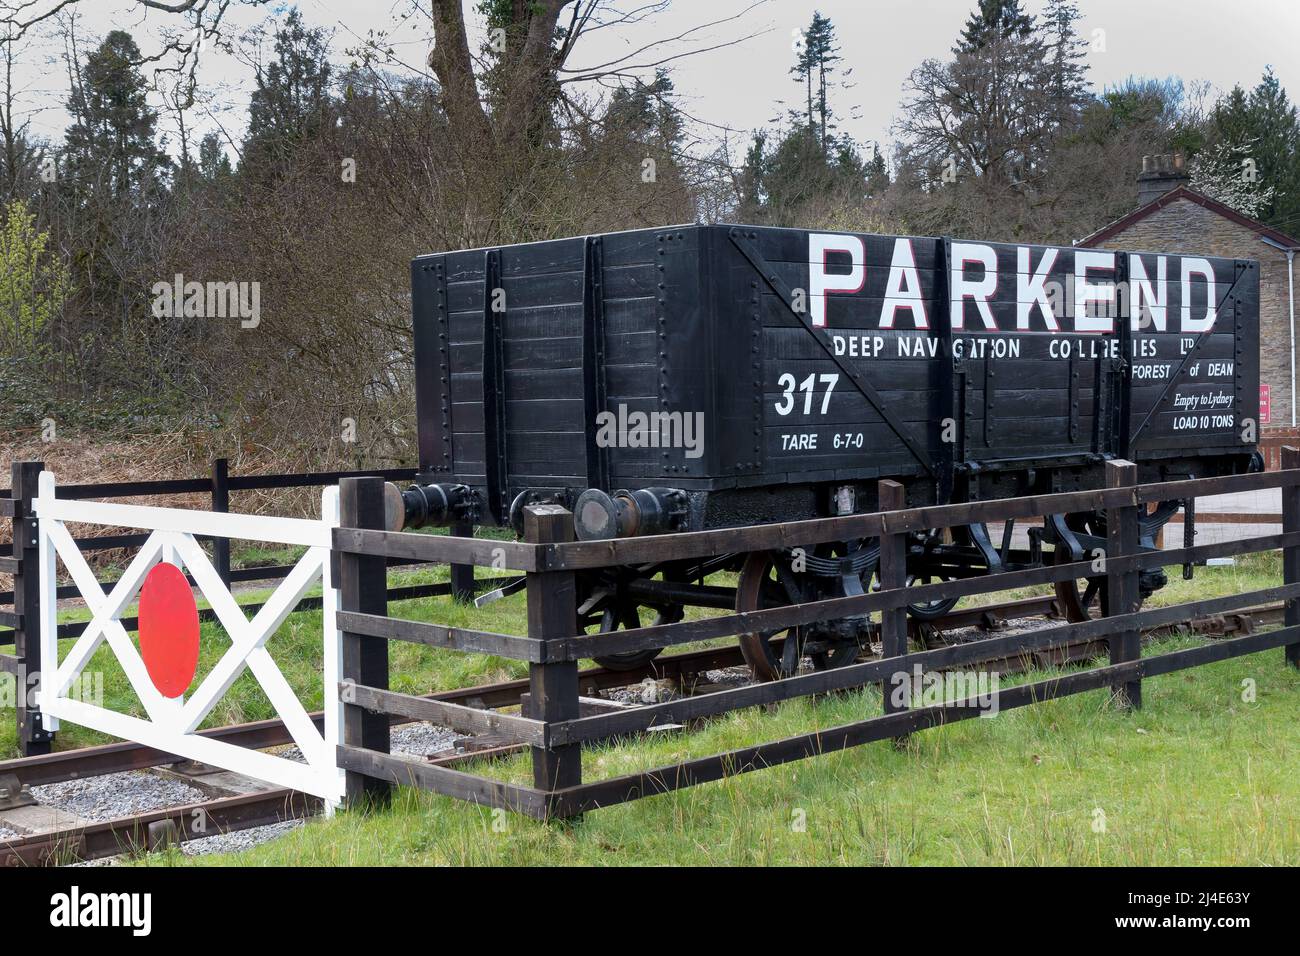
33;471;344;805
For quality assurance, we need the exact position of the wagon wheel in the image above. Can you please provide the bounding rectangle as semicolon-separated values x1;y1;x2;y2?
586;601;675;671
900;529;961;620
866;569;960;620
1053;513;1109;622
905;573;961;621
735;550;860;682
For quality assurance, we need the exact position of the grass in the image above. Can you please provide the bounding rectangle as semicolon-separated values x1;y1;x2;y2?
4;550;1299;865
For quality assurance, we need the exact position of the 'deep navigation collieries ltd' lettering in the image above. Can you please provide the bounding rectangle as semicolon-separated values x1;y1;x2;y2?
807;233;1219;335
829;333;1190;362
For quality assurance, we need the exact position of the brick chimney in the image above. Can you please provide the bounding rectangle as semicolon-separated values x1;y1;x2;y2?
1137;153;1190;206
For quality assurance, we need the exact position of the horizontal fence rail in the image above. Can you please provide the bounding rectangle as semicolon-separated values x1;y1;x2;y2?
331;468;1300;572
0;465;416;501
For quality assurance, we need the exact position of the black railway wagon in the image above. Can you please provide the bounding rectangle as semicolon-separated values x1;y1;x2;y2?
406;223;1261;677
412;223;1258;522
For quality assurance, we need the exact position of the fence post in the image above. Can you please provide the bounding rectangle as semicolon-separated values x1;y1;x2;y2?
523;504;581;817
1105;459;1141;709
877;479;908;719
449;519;475;602
12;461;53;756
1283;446;1300;670
338;477;392;807
210;457;231;589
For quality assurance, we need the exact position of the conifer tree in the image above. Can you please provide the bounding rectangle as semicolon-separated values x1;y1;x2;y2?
63;30;170;200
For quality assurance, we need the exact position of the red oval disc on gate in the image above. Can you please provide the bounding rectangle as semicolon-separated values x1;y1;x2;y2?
137;562;200;699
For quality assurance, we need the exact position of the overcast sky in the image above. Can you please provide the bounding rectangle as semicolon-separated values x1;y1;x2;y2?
9;0;1300;162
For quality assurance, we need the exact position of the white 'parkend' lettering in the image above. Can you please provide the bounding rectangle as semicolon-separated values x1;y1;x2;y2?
803;233;1218;335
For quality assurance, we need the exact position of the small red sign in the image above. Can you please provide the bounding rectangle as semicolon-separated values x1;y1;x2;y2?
1260;384;1272;425
138;562;201;699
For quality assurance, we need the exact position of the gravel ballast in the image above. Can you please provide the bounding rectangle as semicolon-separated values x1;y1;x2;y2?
279;721;458;764
390;721;458;757
182;819;304;857
31;770;206;822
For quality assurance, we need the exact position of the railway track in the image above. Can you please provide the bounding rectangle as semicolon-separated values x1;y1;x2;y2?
0;595;1284;866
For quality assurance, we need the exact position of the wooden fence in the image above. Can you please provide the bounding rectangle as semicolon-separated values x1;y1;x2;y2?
330;457;1300;820
6;455;1300;818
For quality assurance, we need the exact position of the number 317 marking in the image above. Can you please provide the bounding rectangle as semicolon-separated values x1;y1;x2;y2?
775;372;839;416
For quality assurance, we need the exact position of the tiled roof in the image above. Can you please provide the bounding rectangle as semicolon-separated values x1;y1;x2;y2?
1079;185;1300;249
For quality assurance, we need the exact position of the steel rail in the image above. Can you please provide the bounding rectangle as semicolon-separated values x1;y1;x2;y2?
0;788;318;866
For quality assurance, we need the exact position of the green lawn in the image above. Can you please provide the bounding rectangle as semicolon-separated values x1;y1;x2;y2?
4;550;1299;865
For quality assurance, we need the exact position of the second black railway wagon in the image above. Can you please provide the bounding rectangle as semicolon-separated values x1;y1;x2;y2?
412;223;1258;527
